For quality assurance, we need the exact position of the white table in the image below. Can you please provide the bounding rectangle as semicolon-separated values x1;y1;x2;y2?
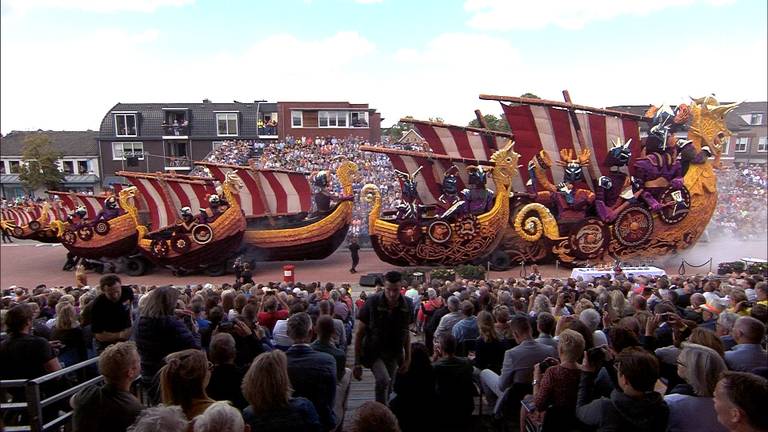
570;266;666;282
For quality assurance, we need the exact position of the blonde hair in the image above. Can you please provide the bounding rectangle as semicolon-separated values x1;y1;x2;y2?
558;329;586;363
533;295;552;316
478;310;498;343
100;341;138;383
241;351;291;414
141;286;180;319
55;302;79;330
160;349;210;412
678;343;727;397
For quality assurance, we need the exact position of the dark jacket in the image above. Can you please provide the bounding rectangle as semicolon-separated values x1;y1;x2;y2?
576;371;669;432
206;363;247;410
135;316;201;380
285;344;337;431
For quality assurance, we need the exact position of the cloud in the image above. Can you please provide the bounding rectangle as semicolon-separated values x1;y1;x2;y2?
463;0;734;31
1;0;193;16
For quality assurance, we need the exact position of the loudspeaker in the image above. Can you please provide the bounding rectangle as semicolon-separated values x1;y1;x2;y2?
359;273;383;287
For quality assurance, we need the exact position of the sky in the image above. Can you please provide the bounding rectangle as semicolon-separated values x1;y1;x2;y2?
1;0;766;134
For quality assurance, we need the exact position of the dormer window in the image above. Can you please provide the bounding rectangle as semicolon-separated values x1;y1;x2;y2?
114;113;137;136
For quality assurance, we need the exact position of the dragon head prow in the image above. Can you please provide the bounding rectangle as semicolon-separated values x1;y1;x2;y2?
490;139;521;176
688;95;739;162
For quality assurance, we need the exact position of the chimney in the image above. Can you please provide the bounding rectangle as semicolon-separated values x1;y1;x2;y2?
203;98;211;103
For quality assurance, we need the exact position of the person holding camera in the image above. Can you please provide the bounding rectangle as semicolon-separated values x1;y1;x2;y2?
90;274;133;353
521;329;586;432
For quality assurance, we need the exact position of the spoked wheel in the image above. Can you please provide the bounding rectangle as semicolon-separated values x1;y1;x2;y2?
205;262;228;277
125;257;148;276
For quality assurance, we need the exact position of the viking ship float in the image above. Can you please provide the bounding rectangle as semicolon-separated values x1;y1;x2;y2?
362;92;734;267
1;201;67;243
48;190;140;261
361;135;520;266
117;171;246;274
198;160;358;261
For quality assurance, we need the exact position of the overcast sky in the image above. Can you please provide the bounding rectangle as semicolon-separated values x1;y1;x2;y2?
1;0;766;134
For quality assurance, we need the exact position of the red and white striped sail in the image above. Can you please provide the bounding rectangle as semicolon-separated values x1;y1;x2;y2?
405;119;512;161
1;207;34;225
77;195;107;219
47;192;78;214
162;176;218;213
500;103;642;187
197;162;312;217
121;175;177;230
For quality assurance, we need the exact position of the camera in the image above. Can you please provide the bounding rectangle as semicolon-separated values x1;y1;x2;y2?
218;321;235;332
586;346;607;365
538;357;558;373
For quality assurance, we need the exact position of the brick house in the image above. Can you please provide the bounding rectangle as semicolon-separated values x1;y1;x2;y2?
277;101;381;143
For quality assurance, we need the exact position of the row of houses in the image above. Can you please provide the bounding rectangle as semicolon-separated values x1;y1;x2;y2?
1;100;766;198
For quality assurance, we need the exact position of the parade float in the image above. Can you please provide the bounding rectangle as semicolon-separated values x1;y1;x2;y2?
1;200;67;243
362;93;735;268
117;171;246;275
48;190;143;271
198;160;359;261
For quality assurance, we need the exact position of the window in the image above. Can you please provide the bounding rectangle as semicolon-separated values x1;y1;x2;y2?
735;137;750;152
9;161;20;173
351;111;369;127
750;113;764;125
77;160;90;174
758;136;768;153
216;113;238;136
114;113;137;136
112;142;145;160
62;161;75;175
291;111;303;127
318;111;348;128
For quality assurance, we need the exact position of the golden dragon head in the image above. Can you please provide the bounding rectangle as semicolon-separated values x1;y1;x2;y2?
335;160;359;195
688;95;739;161
489;139;521;188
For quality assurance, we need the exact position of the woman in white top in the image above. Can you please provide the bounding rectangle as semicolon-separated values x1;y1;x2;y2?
664;343;728;432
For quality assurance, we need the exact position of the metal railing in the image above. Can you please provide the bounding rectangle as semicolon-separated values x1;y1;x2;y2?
1;357;102;432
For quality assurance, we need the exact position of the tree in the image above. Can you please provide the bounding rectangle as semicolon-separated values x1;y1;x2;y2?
467;114;510;132
385;116;415;141
18;133;65;192
520;92;541;99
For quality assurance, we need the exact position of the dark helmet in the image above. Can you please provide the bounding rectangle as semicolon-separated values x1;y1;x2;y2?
180;206;193;217
563;162;584;183
401;178;418;200
314;171;329;188
105;196;118;209
606;138;632;167
208;194;221;205
74;205;87;218
467;166;488;187
442;168;459;195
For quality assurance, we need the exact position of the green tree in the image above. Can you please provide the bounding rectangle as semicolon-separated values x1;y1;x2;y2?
467;114;510;132
385;116;415;141
18;133;65;192
520;92;541;99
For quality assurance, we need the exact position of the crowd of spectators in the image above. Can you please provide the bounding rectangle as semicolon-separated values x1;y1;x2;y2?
1;265;767;431
709;164;767;240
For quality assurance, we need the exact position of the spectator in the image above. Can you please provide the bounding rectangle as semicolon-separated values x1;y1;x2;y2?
51;301;87;366
579;308;608;347
241;350;321;432
312;314;352;429
192;401;245;432
0;303;61;383
206;333;247;410
452;300;479;346
535;312;558;351
285;312;337;431
318;300;346;349
159;349;215;419
433;295;462;343
354;271;412;405
432;333;475;430
126;405;188;432
524;329;585;432
135;286;201;403
716;311;740;351
474;310;512;374
389;342;436;432
257;292;289;333
350;401;401;432
71;341;144;432
713;371;768;432
479;314;557;404
664;343;728;432
725;316;768;372
576;346;669;431
91;274;132;353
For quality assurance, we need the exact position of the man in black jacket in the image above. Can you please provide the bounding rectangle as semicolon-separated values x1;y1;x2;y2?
348;236;360;274
576;346;669;431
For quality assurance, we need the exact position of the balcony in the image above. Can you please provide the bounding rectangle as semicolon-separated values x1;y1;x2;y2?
162;123;190;138
257;125;278;138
